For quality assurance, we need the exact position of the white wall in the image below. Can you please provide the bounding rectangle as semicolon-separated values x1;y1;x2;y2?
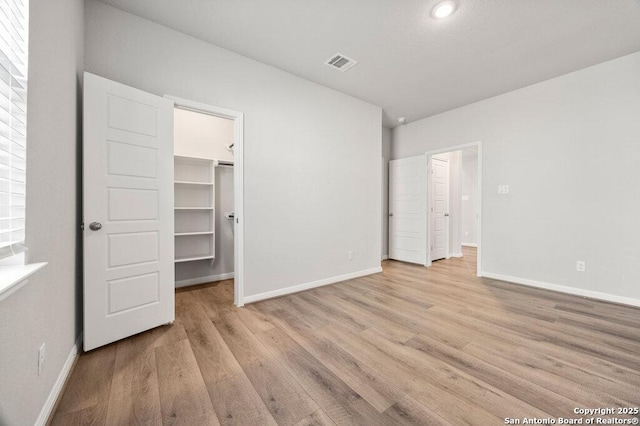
174;108;234;162
462;153;479;245
85;1;382;299
392;51;640;304
381;127;391;258
174;110;235;285
0;0;84;424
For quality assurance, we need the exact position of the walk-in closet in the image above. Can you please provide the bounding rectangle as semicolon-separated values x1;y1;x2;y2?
173;107;235;289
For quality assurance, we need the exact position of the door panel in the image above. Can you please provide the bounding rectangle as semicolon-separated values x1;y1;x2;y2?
107;273;159;314
107;141;158;177
83;72;174;351
430;156;450;261
108;188;159;220
389;156;427;265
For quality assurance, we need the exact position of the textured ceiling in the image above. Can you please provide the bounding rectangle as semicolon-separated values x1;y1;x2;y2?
97;0;640;127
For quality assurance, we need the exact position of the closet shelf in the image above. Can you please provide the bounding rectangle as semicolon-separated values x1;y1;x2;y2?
175;207;214;210
175;254;215;263
174;155;216;268
174;180;214;186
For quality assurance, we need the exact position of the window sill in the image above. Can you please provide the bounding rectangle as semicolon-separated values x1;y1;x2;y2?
0;262;48;302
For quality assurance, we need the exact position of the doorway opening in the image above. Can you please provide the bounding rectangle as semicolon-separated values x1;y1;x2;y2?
426;142;481;276
167;96;245;306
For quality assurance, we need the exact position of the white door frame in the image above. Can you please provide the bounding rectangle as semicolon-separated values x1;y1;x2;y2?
165;96;245;306
425;141;482;276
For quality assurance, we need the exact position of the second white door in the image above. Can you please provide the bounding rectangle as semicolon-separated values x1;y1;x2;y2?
389;156;428;265
430;156;449;261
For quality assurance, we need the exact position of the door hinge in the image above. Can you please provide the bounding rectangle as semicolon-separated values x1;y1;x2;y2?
80;222;85;231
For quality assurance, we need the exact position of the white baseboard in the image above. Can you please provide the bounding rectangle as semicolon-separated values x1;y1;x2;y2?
450;252;463;258
481;271;640;308
243;266;383;304
175;272;234;288
462;243;477;247
36;334;82;426
381;254;389;260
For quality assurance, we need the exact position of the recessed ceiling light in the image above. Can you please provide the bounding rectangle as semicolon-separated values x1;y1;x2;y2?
397;117;407;124
431;0;457;19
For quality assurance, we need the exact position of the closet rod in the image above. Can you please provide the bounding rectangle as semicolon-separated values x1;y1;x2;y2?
214;159;234;167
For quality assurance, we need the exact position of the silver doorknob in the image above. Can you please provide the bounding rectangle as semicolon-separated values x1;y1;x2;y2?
389;213;393;217
444;213;450;217
89;222;102;231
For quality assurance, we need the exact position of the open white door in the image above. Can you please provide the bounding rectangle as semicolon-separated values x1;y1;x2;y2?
83;73;174;351
430;156;450;261
388;156;428;264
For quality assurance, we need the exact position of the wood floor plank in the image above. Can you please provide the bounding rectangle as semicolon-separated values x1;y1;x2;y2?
175;290;212;326
206;373;278;426
267;307;407;412
405;332;584;417
155;339;220;425
104;330;163;425
215;310;319;425
50;403;109;426
52;343;117;416
506;346;640;404
314;324;510;425
555;310;640;343
358;326;551;421
293;409;337;426
214;310;277;367
554;302;640;328
255;326;398;426
339;286;471;350
382;395;451;426
242;358;320;425
236;304;277;333
275;295;332;329
311;287;416;343
462;341;634;409
184;318;244;385
190;286;224;320
431;301;640;388
296;291;370;334
457;305;640;370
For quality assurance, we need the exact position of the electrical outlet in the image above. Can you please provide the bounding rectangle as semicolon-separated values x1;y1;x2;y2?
498;185;510;194
348;251;354;260
38;343;46;376
464;231;469;236
576;261;586;272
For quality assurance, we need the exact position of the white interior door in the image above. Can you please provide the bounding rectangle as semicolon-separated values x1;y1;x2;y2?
430;156;450;261
83;72;174;351
389;156;427;264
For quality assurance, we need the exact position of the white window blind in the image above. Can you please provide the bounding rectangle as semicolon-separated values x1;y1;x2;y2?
0;0;28;260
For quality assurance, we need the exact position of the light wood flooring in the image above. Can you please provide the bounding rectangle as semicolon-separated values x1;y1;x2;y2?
51;248;640;425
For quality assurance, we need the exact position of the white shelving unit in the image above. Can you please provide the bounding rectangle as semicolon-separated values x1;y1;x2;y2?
174;156;215;263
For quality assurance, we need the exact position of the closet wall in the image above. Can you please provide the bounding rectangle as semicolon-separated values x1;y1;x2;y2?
174;109;235;286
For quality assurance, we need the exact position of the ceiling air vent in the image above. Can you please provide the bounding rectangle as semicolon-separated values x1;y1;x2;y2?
325;53;358;72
